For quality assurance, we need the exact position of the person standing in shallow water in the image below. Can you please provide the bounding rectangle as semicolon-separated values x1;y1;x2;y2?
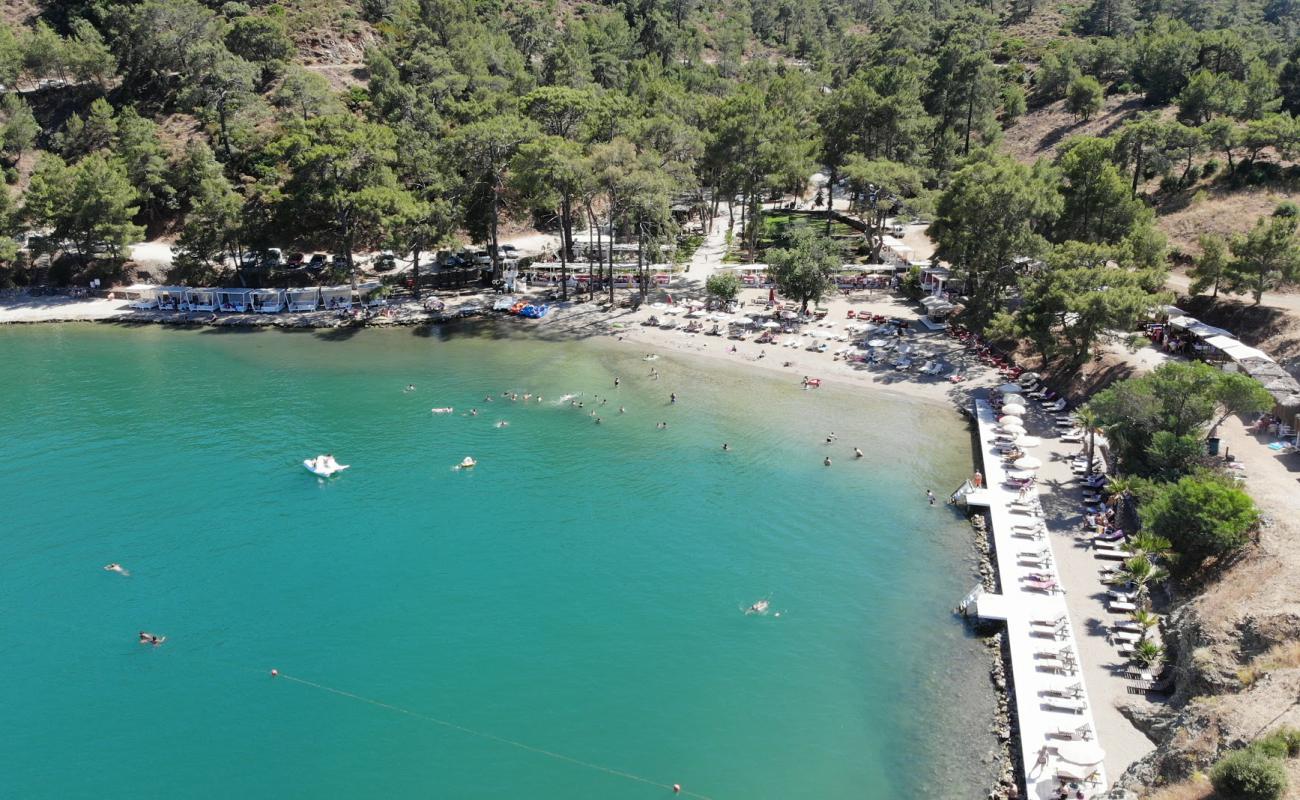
926;489;936;505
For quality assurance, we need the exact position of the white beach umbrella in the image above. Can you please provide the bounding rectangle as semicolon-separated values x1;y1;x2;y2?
779;310;798;319
998;424;1026;435
998;383;1023;394
1014;456;1043;470
664;306;680;314
761;320;780;329
1017;436;1042;448
1056;742;1106;766
651;302;666;310
998;415;1023;426
1001;403;1027;415
733;316;753;326
867;338;888;347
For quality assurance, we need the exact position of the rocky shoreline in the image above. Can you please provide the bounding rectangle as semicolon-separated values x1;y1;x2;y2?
966;511;1023;800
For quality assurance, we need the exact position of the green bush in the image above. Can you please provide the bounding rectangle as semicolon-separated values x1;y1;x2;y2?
1139;473;1258;564
1210;749;1288;800
1273;200;1299;218
1250;727;1300;759
1202;159;1219;179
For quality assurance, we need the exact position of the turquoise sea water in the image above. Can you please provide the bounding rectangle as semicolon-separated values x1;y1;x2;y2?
0;323;995;799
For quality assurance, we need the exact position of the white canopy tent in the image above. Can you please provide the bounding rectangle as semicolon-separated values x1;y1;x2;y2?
286;287;320;312
185;288;218;311
320;286;352;310
250;289;285;313
154;286;187;310
216;288;253;312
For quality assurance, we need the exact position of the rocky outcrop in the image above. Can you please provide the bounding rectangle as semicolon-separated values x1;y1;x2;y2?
1113;574;1300;795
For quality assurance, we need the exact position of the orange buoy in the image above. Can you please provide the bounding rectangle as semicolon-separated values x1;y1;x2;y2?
270;669;279;677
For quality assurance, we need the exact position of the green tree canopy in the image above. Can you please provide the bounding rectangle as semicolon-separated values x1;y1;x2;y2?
1140;473;1259;564
766;226;841;313
930;154;1061;328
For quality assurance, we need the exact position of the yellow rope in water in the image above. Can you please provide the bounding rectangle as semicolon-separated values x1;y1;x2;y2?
276;672;714;799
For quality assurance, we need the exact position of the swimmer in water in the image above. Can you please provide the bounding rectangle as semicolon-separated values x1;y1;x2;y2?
619;406;625;414
139;632;164;646
595;417;602;424
405;384;416;392
824;456;832;466
722;443;730;451
470;408;478;416
104;563;128;575
496;421;509;428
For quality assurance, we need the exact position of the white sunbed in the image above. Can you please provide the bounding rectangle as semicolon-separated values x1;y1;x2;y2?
1054;724;1094;741
1031;615;1067;628
1095;549;1128;561
1041;681;1084;698
1043;696;1088;714
1109;600;1138;613
1111;630;1144;644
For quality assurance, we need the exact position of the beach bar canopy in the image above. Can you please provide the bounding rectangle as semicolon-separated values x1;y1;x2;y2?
250;289;285;313
286;287;320;311
185;288;218;311
320;286;352;310
216;288;253;313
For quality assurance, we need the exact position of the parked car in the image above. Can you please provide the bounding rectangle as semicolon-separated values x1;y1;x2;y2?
263;247;283;265
373;250;397;271
331;253;350;269
307;253;328;271
471;251;491;267
286;252;305;267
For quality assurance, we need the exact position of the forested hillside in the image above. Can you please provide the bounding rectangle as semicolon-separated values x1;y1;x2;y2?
0;0;1299;338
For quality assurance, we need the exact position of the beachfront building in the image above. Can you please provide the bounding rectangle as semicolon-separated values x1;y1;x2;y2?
286;287;320;311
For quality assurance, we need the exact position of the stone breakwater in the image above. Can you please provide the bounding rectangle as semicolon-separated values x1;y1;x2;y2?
967;512;1021;800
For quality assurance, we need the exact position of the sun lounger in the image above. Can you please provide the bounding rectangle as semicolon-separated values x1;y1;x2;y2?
1060;431;1084;442
1018;548;1052;560
1053;724;1093;741
1044;399;1069;412
1031;615;1067;628
1095;549;1128;561
1041;681;1084;698
1024;578;1059;593
1043;695;1088;713
1113;620;1144;634
1109;599;1138;613
1111;630;1144;644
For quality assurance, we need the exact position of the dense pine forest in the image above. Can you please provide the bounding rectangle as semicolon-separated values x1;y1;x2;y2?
1;0;1300;358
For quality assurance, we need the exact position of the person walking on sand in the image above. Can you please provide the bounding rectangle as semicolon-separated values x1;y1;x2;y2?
926;489;936;505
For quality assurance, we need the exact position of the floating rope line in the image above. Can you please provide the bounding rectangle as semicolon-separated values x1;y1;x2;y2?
276;672;714;799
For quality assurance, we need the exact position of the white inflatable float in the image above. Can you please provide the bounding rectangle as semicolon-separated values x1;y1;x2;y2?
304;455;349;477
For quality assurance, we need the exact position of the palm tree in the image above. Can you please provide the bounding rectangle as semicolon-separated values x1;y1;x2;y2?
1075;407;1102;475
1129;609;1161;636
1112;555;1170;611
1133;639;1165;668
1124;532;1174;561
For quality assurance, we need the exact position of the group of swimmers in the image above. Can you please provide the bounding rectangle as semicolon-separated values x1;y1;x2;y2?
819;432;866;466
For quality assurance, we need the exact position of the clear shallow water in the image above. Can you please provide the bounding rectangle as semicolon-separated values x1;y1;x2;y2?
0;323;996;799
